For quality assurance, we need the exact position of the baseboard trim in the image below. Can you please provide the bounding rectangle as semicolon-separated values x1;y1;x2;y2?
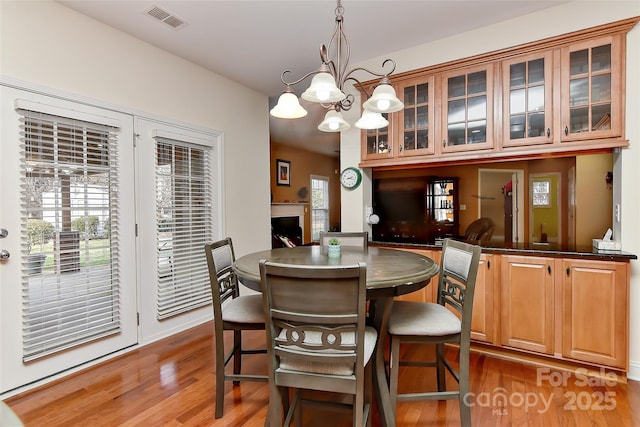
627;360;640;381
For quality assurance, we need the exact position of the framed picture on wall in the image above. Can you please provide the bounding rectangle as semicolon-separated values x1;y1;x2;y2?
276;159;291;186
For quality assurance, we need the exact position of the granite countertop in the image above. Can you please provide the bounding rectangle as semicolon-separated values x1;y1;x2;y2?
371;240;637;261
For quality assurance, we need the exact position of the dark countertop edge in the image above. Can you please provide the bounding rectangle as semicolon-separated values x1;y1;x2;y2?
371;241;638;261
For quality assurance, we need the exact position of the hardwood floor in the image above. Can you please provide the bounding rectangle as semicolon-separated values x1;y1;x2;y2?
5;322;640;426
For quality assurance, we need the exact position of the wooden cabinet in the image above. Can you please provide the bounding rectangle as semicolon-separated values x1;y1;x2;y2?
381;245;633;373
440;63;495;154
561;259;628;369
470;254;497;344
560;35;623;142
502;51;554;147
396;76;436;158
500;255;555;355
393;248;437;303
359;20;634;168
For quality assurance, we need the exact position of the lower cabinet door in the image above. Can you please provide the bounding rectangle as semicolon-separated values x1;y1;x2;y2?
562;259;628;369
500;255;555;354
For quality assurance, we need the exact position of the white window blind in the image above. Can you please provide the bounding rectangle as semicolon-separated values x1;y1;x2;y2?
155;137;213;320
18;108;121;362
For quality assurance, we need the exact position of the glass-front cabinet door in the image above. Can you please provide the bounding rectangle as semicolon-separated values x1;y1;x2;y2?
397;76;435;158
502;51;553;147
361;112;393;160
561;35;622;141
441;64;494;153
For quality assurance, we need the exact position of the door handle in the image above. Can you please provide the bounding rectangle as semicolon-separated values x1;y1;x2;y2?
0;229;7;238
0;250;9;260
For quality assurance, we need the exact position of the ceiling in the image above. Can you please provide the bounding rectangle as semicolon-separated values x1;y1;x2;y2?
57;0;568;157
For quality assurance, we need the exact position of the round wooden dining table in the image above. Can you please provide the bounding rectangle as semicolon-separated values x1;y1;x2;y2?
233;245;439;427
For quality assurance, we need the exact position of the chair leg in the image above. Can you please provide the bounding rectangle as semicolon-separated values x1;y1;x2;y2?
458;342;471;427
215;329;226;418
365;361;373;427
268;384;285;427
388;336;401;412
233;330;242;385
436;343;446;392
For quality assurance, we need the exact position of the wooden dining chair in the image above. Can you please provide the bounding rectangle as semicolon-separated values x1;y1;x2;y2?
319;231;369;249
259;260;377;427
204;238;268;419
387;238;482;427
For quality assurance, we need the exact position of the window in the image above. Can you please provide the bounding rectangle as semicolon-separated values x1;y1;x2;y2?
18;105;121;361
155;137;214;320
311;176;330;241
533;180;550;206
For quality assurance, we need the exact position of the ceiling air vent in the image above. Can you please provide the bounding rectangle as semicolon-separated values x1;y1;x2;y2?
145;5;188;30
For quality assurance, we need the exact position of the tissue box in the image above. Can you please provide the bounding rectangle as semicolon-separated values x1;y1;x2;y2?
593;239;622;250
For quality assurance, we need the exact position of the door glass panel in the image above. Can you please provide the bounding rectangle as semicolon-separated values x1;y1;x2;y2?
528;113;545;137
570;106;589;133
591;44;611;72
510;115;526;139
404;132;415;151
570;49;589;75
447;99;466;123
417;129;428;149
528;58;545;84
592;104;612;130
468;120;487;143
448;122;465;145
467;71;486;95
510;63;526;87
404;86;415;106
467;95;486;121
416;106;428;128
569;78;588;106
448;75;466;98
591;74;611;102
510;89;525;114
416;83;428;103
404;107;415;128
528;85;545;112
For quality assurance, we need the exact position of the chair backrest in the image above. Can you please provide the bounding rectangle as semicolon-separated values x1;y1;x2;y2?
319;231;369;249
205;238;238;321
259;260;368;393
463;217;495;245
437;239;482;334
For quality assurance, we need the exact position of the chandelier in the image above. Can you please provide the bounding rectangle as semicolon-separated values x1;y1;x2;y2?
269;0;404;132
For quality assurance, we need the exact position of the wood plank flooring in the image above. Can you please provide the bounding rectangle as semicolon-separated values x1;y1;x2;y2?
5;322;640;426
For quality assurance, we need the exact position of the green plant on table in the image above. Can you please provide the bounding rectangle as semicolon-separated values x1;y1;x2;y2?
328;238;340;246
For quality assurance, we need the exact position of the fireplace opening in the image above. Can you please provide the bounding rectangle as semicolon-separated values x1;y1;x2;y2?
271;216;302;248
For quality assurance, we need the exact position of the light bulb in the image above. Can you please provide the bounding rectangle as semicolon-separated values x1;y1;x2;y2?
329;121;339;130
377;99;391;111
316;90;330;101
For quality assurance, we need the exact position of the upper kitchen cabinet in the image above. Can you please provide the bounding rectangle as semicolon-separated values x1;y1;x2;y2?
560;35;623;142
502;51;554;147
358;18;637;169
440;63;494;154
396;76;436;158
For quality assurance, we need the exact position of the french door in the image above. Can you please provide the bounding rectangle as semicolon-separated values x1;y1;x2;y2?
0;86;138;394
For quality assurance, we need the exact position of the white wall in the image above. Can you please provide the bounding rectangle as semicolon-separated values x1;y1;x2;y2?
0;0;272;259
342;0;640;379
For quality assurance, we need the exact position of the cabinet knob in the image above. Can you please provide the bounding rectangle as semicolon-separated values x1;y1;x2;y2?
443;139;446;148
566;266;570;276
546;128;551;138
564;126;569;136
487;260;490;270
547;265;552;275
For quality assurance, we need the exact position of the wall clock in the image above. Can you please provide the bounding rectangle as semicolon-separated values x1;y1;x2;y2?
340;167;362;189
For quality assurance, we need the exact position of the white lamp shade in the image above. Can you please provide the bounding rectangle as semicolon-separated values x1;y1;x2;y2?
301;72;345;103
317;110;351;132
362;84;404;113
270;91;308;119
355;110;389;130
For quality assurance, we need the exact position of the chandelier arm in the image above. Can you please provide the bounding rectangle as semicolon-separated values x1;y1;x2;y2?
343;76;372;99
280;69;320;88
